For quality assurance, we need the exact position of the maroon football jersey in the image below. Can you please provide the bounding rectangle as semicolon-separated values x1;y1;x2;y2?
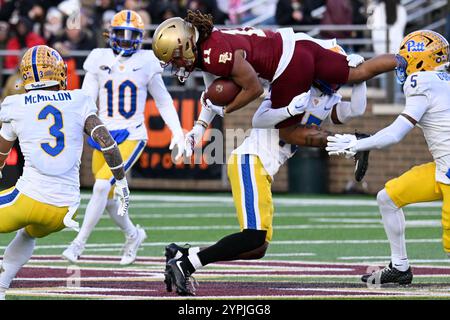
198;28;283;81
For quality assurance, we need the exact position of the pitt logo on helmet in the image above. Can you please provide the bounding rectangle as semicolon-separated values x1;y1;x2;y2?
20;45;67;91
396;30;449;84
109;10;144;57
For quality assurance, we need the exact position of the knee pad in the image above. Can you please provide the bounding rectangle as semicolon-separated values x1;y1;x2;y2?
93;179;111;196
377;188;398;211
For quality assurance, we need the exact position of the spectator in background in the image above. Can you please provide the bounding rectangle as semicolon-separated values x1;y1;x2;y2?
369;0;407;55
320;0;353;40
368;0;407;102
52;41;80;90
43;7;65;45
275;0;323;26
0;22;9;85
52;17;97;70
187;0;228;24
4;16;46;70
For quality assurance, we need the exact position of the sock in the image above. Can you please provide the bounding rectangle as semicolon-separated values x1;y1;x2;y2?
187;253;203;272
75;179;111;245
197;229;266;266
0;229;36;288
377;188;409;272
106;198;137;238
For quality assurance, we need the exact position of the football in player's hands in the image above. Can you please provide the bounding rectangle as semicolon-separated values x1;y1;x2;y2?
203;78;241;106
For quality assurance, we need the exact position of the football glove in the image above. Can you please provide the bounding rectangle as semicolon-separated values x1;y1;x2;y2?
169;130;185;162
201;91;225;117
286;91;311;117
353;132;371;182
115;178;130;217
184;124;206;158
326;134;357;158
346;54;365;68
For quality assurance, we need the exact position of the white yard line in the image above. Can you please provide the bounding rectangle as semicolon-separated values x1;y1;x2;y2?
80;194;444;208
1;238;441;251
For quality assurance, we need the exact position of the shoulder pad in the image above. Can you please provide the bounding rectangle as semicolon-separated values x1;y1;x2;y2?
404;71;433;97
0;95;19;122
83;48;111;74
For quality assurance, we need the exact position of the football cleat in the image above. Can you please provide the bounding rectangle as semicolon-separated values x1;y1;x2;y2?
0;290;5;301
164;243;190;292
120;225;147;265
361;262;413;285
62;240;85;264
354;132;371;182
166;258;196;296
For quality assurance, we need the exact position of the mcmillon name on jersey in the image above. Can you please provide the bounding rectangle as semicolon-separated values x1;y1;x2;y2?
24;92;72;105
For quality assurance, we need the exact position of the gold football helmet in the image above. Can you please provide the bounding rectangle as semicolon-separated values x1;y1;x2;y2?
397;30;449;83
152;17;199;82
20;45;67;91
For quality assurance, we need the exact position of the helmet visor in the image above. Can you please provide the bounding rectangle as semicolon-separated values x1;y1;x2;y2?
111;27;143;49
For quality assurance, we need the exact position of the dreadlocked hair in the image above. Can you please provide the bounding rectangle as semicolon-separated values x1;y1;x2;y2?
185;10;214;44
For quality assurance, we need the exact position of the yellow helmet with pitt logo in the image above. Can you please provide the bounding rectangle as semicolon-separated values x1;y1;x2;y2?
20;45;67;91
396;30;449;83
109;10;145;56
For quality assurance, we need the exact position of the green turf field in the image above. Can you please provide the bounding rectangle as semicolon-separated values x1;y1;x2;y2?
1;191;450;300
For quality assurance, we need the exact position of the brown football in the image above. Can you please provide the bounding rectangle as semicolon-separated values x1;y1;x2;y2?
204;78;241;106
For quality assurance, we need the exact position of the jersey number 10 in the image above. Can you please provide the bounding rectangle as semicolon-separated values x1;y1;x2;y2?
104;80;137;119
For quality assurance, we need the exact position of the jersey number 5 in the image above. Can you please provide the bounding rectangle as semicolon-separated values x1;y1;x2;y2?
38;105;65;157
104;80;137;119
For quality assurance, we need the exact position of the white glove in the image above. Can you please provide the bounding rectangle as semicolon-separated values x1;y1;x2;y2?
114;178;130;216
346;54;365;68
169;130;185;161
201;91;225;117
326;134;357;158
184;124;206;158
286;91;311;116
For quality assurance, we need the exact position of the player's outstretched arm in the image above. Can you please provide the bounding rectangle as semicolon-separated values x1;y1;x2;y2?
84;114;129;216
280;124;333;148
347;54;402;84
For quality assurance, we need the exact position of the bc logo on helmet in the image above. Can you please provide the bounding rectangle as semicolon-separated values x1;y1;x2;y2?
406;40;426;52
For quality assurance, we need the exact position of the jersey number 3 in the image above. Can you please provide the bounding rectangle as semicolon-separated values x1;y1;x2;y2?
104;80;137;119
38;105;65;157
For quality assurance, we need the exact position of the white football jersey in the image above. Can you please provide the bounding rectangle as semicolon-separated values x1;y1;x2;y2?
233;88;341;177
403;71;450;183
0;89;97;207
83;48;163;140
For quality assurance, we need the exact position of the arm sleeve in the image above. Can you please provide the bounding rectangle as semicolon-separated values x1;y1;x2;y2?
252;97;292;128
353;115;415;152
335;82;367;124
0;122;17;142
148;73;183;135
81;72;99;102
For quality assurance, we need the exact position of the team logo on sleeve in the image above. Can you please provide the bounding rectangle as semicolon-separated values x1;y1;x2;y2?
219;52;232;64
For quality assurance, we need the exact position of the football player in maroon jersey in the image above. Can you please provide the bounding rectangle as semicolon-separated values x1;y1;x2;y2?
152;10;404;146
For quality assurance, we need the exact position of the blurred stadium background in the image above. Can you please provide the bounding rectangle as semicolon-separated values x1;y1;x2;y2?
0;0;449;195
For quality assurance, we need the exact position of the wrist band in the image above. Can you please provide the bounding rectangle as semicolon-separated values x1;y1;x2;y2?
109;163;124;170
195;120;208;129
90;124;106;139
101;142;117;152
0;149;11;156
